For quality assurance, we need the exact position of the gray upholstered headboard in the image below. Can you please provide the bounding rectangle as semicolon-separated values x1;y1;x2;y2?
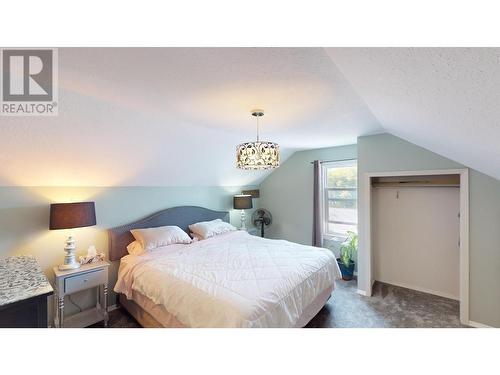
107;206;229;261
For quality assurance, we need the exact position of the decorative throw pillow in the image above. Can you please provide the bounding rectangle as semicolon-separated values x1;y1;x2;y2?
189;219;236;240
130;225;192;251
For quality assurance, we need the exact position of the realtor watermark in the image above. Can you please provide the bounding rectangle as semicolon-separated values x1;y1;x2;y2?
1;48;58;116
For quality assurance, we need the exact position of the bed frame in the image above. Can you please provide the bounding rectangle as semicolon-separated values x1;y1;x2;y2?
119;294;166;328
108;206;229;328
108;205;332;328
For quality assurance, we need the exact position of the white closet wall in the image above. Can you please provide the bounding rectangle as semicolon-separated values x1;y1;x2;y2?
372;186;460;299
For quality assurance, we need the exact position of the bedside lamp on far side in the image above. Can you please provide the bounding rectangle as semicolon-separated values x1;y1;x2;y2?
49;202;96;271
233;194;253;231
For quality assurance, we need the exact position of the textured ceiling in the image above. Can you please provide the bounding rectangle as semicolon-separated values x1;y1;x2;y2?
2;47;498;186
325;48;500;180
0;48;382;186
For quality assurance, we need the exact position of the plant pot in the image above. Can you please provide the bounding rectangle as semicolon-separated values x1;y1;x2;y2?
337;258;355;281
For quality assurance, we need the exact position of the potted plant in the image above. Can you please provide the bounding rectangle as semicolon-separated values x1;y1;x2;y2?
337;231;357;281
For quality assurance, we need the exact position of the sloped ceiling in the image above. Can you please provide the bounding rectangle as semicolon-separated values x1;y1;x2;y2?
325;48;500;180
0;48;382;186
4;47;497;186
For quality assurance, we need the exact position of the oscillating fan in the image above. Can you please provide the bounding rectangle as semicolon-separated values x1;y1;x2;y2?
251;209;272;238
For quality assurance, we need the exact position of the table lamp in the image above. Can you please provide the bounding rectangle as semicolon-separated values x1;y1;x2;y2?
49;202;96;271
233;194;253;230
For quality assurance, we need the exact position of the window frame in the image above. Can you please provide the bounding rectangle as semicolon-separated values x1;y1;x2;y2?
322;159;358;240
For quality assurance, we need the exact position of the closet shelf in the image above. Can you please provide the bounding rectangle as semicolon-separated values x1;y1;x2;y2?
371;174;461;188
372;182;460;188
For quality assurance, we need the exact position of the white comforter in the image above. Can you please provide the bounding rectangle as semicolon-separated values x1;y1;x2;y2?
114;231;341;327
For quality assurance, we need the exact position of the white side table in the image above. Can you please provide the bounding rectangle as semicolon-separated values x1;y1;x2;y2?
53;261;110;328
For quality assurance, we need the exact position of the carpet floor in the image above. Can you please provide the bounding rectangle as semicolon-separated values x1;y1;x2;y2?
305;279;465;328
90;279;465;328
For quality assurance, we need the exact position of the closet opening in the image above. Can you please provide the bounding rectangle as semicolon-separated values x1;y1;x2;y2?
361;169;469;324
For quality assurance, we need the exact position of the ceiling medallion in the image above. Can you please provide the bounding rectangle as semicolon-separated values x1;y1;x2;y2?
236;110;280;170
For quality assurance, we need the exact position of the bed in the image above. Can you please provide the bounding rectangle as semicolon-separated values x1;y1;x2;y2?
110;206;341;328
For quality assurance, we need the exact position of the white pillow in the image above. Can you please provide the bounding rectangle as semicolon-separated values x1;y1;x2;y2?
126;240;145;256
189;219;236;239
130;225;192;251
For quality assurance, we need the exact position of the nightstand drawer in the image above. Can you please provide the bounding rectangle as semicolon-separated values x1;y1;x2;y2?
64;269;106;294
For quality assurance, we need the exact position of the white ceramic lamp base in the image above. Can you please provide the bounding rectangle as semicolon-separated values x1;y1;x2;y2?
59;235;81;271
240;209;247;231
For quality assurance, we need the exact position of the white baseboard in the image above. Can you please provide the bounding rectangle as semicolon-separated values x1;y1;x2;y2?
356;280;458;300
356;280;375;297
467;320;494;328
375;279;459;301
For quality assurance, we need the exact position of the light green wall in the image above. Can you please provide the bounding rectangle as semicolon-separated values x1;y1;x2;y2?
260;133;499;327
358;133;500;327
3;134;498;327
0;186;258;319
259;144;357;246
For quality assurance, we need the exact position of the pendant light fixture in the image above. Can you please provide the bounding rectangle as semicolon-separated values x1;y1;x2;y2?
236;109;280;170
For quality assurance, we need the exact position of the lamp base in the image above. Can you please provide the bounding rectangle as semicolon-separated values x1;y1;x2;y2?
240;209;247;231
58;262;81;271
58;235;81;271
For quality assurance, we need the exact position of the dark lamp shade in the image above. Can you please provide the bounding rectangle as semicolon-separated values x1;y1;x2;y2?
233;195;253;210
49;202;96;230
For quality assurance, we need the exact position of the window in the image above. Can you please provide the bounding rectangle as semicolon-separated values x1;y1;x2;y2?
323;160;357;238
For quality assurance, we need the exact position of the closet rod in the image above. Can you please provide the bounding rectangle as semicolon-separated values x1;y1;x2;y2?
372;183;460;188
309;158;357;164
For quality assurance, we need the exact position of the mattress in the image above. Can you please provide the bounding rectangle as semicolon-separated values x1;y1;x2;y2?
115;230;341;327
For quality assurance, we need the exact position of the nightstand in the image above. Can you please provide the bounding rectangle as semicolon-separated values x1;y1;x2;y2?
53;261;110;328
